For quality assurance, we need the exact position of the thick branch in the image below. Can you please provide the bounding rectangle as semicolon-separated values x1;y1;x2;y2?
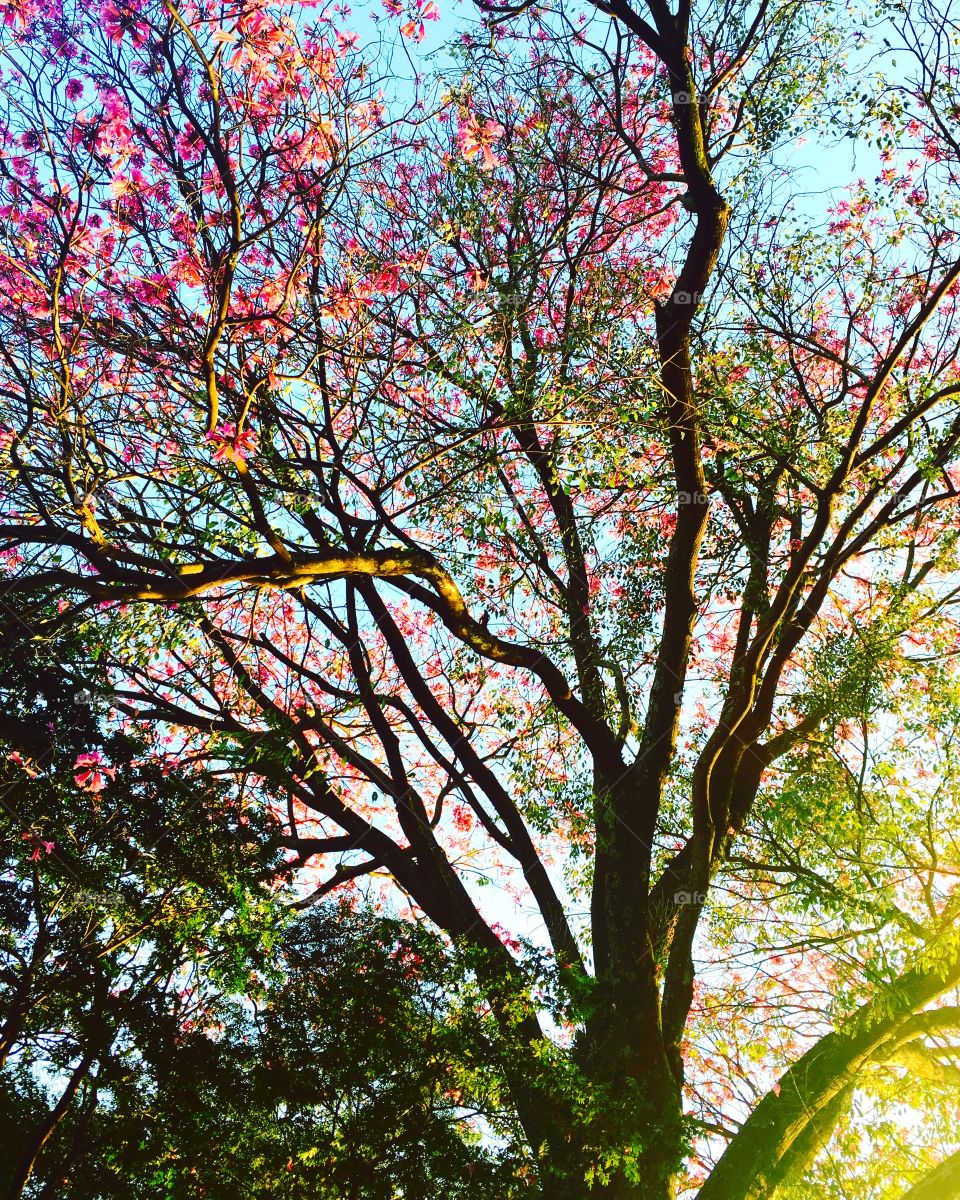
897;1148;960;1200
2;542;619;761
697;954;960;1200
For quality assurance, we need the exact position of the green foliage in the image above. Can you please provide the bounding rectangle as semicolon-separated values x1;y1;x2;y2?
47;907;526;1200
0;622;531;1199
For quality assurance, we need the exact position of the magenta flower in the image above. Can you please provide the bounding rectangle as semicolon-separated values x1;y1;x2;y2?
204;422;259;466
102;0;150;46
21;832;55;861
73;751;116;793
456;115;504;172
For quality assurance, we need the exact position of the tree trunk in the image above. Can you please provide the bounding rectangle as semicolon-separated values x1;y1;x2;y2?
536;1139;681;1200
5;1052;96;1200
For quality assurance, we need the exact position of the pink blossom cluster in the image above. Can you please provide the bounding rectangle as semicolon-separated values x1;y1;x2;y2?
74;751;116;793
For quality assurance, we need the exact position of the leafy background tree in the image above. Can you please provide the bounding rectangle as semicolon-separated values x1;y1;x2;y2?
0;622;524;1197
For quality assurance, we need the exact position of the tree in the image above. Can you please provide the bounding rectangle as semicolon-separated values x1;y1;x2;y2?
3;0;960;1195
0;618;284;1196
8;901;526;1200
0;624;511;1197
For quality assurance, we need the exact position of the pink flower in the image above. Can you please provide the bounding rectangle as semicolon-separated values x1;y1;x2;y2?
420;0;439;17
457;114;504;171
400;18;424;40
101;1;150;46
65;79;84;102
73;751;116;793
490;921;522;954
382;0;403;13
7;750;39;777
21;832;55;861
0;426;14;452
320;287;354;319
0;0;31;29
370;262;402;294
175;128;203;163
352;99;385;132
204;422;259;465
